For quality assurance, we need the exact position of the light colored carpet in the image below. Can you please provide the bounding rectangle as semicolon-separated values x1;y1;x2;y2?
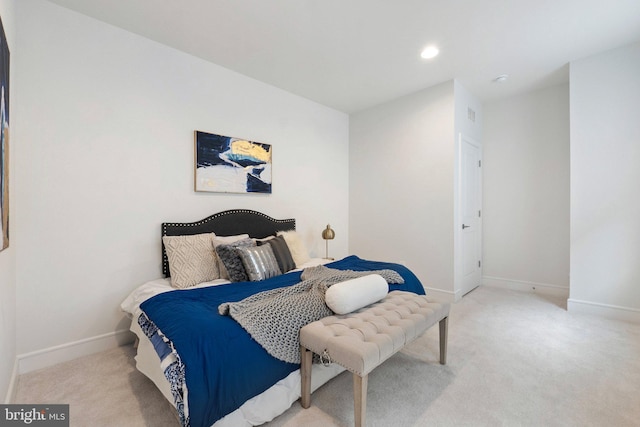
14;340;178;427
14;286;640;426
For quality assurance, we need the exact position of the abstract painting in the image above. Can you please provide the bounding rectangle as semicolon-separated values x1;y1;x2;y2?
195;131;272;194
0;13;9;252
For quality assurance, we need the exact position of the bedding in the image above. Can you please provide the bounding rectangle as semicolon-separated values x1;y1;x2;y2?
123;210;428;427
137;255;425;427
218;265;404;364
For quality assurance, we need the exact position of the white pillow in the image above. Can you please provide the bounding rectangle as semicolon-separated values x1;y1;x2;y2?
163;233;218;289
277;230;311;267
325;274;388;314
213;234;250;246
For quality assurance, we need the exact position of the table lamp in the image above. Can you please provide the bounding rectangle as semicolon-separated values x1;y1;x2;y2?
322;224;335;260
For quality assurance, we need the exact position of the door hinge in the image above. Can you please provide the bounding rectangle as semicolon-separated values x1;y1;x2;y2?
478;210;481;218
478;160;481;167
478;260;481;268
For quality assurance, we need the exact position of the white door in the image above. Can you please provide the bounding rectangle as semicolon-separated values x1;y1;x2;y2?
460;134;482;295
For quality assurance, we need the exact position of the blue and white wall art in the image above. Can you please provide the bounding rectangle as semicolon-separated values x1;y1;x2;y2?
195;131;272;194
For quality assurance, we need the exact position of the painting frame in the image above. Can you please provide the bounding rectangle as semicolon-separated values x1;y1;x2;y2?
194;130;272;194
0;13;9;252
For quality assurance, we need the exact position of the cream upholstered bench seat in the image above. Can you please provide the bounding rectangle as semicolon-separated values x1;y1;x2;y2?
299;290;450;427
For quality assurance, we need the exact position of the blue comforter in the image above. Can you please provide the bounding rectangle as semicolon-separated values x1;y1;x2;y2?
140;255;425;427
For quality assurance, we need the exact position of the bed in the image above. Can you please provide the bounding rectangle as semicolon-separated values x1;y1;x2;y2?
121;209;426;427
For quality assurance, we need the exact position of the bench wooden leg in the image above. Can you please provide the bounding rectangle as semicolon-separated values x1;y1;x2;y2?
354;373;368;427
300;345;313;408
439;316;448;365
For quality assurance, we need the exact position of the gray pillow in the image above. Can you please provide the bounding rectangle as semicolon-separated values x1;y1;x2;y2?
262;235;296;273
215;238;255;282
237;245;282;281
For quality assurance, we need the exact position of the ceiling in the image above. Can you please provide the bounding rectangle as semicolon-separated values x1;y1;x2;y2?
46;0;640;113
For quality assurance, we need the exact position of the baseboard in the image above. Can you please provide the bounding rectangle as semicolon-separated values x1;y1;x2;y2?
17;329;135;375
482;276;569;298
4;358;18;404
567;298;640;324
424;287;460;303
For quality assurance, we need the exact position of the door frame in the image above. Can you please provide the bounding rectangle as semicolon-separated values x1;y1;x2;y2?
454;132;482;299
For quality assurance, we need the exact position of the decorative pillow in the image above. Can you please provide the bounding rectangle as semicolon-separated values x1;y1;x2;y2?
213;234;250;246
277;230;311;267
213;234;250;279
215;238;255;282
254;235;275;244
237;245;282;281
324;274;388;314
162;233;218;289
260;235;296;273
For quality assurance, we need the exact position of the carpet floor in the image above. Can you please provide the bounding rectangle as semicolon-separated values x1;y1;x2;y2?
14;286;640;426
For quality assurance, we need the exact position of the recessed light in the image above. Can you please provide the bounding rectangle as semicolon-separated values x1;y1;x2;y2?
494;74;509;83
420;46;439;59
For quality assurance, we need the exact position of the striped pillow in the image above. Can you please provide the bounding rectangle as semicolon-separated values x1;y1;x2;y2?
264;235;296;273
237;245;282;281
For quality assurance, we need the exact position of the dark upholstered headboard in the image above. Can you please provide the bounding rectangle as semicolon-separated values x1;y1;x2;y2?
161;209;296;277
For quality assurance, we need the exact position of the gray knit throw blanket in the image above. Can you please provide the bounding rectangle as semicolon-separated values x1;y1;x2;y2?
218;265;404;364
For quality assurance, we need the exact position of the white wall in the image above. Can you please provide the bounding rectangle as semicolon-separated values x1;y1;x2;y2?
482;84;570;296
569;42;640;321
13;0;349;367
349;81;456;298
0;0;16;402
454;81;483;142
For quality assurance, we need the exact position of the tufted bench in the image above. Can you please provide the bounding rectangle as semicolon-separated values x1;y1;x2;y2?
299;290;450;427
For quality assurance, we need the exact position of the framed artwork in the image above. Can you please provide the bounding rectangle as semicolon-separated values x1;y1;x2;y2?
0;13;9;252
194;130;272;194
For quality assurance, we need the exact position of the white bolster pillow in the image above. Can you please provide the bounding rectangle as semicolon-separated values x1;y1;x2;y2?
325;274;389;314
